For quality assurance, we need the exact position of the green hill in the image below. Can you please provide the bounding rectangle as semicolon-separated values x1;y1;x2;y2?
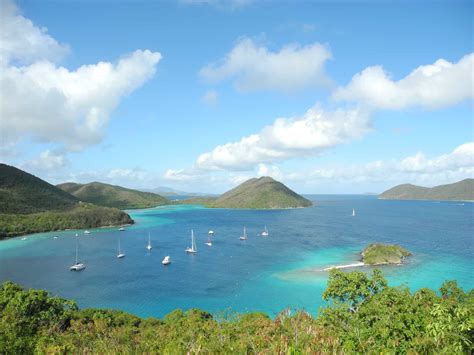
0;164;133;239
0;164;79;214
183;176;312;209
379;179;474;201
57;182;169;209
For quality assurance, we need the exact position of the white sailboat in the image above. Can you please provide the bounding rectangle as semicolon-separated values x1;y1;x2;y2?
239;226;248;240
84;230;91;234
205;233;212;247
352;209;356;217
119;227;125;231
70;235;86;271
261;225;269;237
162;256;171;265
146;233;152;251
185;229;197;253
117;235;125;258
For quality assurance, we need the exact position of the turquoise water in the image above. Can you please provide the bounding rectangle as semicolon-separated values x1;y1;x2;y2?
0;196;472;318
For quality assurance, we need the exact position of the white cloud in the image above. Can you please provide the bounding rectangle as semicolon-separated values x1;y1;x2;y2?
333;53;474;110
163;142;474;193
399;142;474;173
281;142;474;187
199;38;332;92
0;1;162;152
22;149;68;171
196;104;371;170
201;90;218;105
0;0;69;65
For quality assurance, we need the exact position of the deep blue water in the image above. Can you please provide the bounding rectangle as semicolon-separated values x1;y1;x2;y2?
0;195;473;318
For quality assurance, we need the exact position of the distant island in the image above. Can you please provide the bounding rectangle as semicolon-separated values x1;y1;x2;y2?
58;181;169;210
180;176;312;209
0;164;133;239
379;179;474;201
361;243;412;265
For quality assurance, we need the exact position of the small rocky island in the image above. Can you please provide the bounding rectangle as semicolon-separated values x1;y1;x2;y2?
361;243;412;265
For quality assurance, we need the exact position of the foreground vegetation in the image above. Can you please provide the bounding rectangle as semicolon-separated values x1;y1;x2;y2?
57;181;170;209
1;270;472;353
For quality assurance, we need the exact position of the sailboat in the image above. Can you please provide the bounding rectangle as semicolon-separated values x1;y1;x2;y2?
261;225;269;237
84;230;91;234
119;227;125;231
239;226;248;240
185;229;197;253
117;235;125;259
146;233;152;251
162;256;171;265
70;235;86;271
352;209;356;217
205;233;212;247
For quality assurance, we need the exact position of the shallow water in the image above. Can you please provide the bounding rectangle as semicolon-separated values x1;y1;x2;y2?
0;196;472;318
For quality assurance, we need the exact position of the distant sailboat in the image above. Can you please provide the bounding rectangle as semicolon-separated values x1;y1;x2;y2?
185;229;197;253
70;235;85;271
117;235;125;259
352;209;356;217
162;256;171;265
261;225;269;237
146;233;152;251
239;226;248;240
208;230;214;237
84;230;91;234
119;227;125;231
205;233;212;247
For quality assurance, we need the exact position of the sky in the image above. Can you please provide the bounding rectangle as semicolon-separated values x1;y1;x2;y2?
0;0;473;194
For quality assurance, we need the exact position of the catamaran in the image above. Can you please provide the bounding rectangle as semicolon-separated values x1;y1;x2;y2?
162;256;171;265
70;235;86;271
117;236;125;259
146;233;152;251
239;226;248;240
352;209;356;217
261;225;269;237
185;229;197;253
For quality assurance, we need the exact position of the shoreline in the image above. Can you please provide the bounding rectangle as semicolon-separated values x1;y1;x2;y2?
322;262;365;271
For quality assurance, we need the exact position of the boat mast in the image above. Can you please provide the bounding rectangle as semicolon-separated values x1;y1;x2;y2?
75;235;79;264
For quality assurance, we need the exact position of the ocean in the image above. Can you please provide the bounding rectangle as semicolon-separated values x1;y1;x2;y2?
0;195;472;318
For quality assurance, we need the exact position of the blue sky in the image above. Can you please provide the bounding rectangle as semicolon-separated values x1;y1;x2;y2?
1;0;473;193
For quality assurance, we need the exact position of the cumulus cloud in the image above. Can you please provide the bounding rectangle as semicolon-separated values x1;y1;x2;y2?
22;149;68;172
163;142;474;193
332;54;474;110
0;0;162;152
201;90;218;105
283;142;474;187
199;38;332;92
196;104;371;170
0;0;69;65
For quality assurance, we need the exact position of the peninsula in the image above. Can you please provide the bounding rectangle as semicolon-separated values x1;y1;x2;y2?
0;164;133;239
180;176;312;209
379;179;474;201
